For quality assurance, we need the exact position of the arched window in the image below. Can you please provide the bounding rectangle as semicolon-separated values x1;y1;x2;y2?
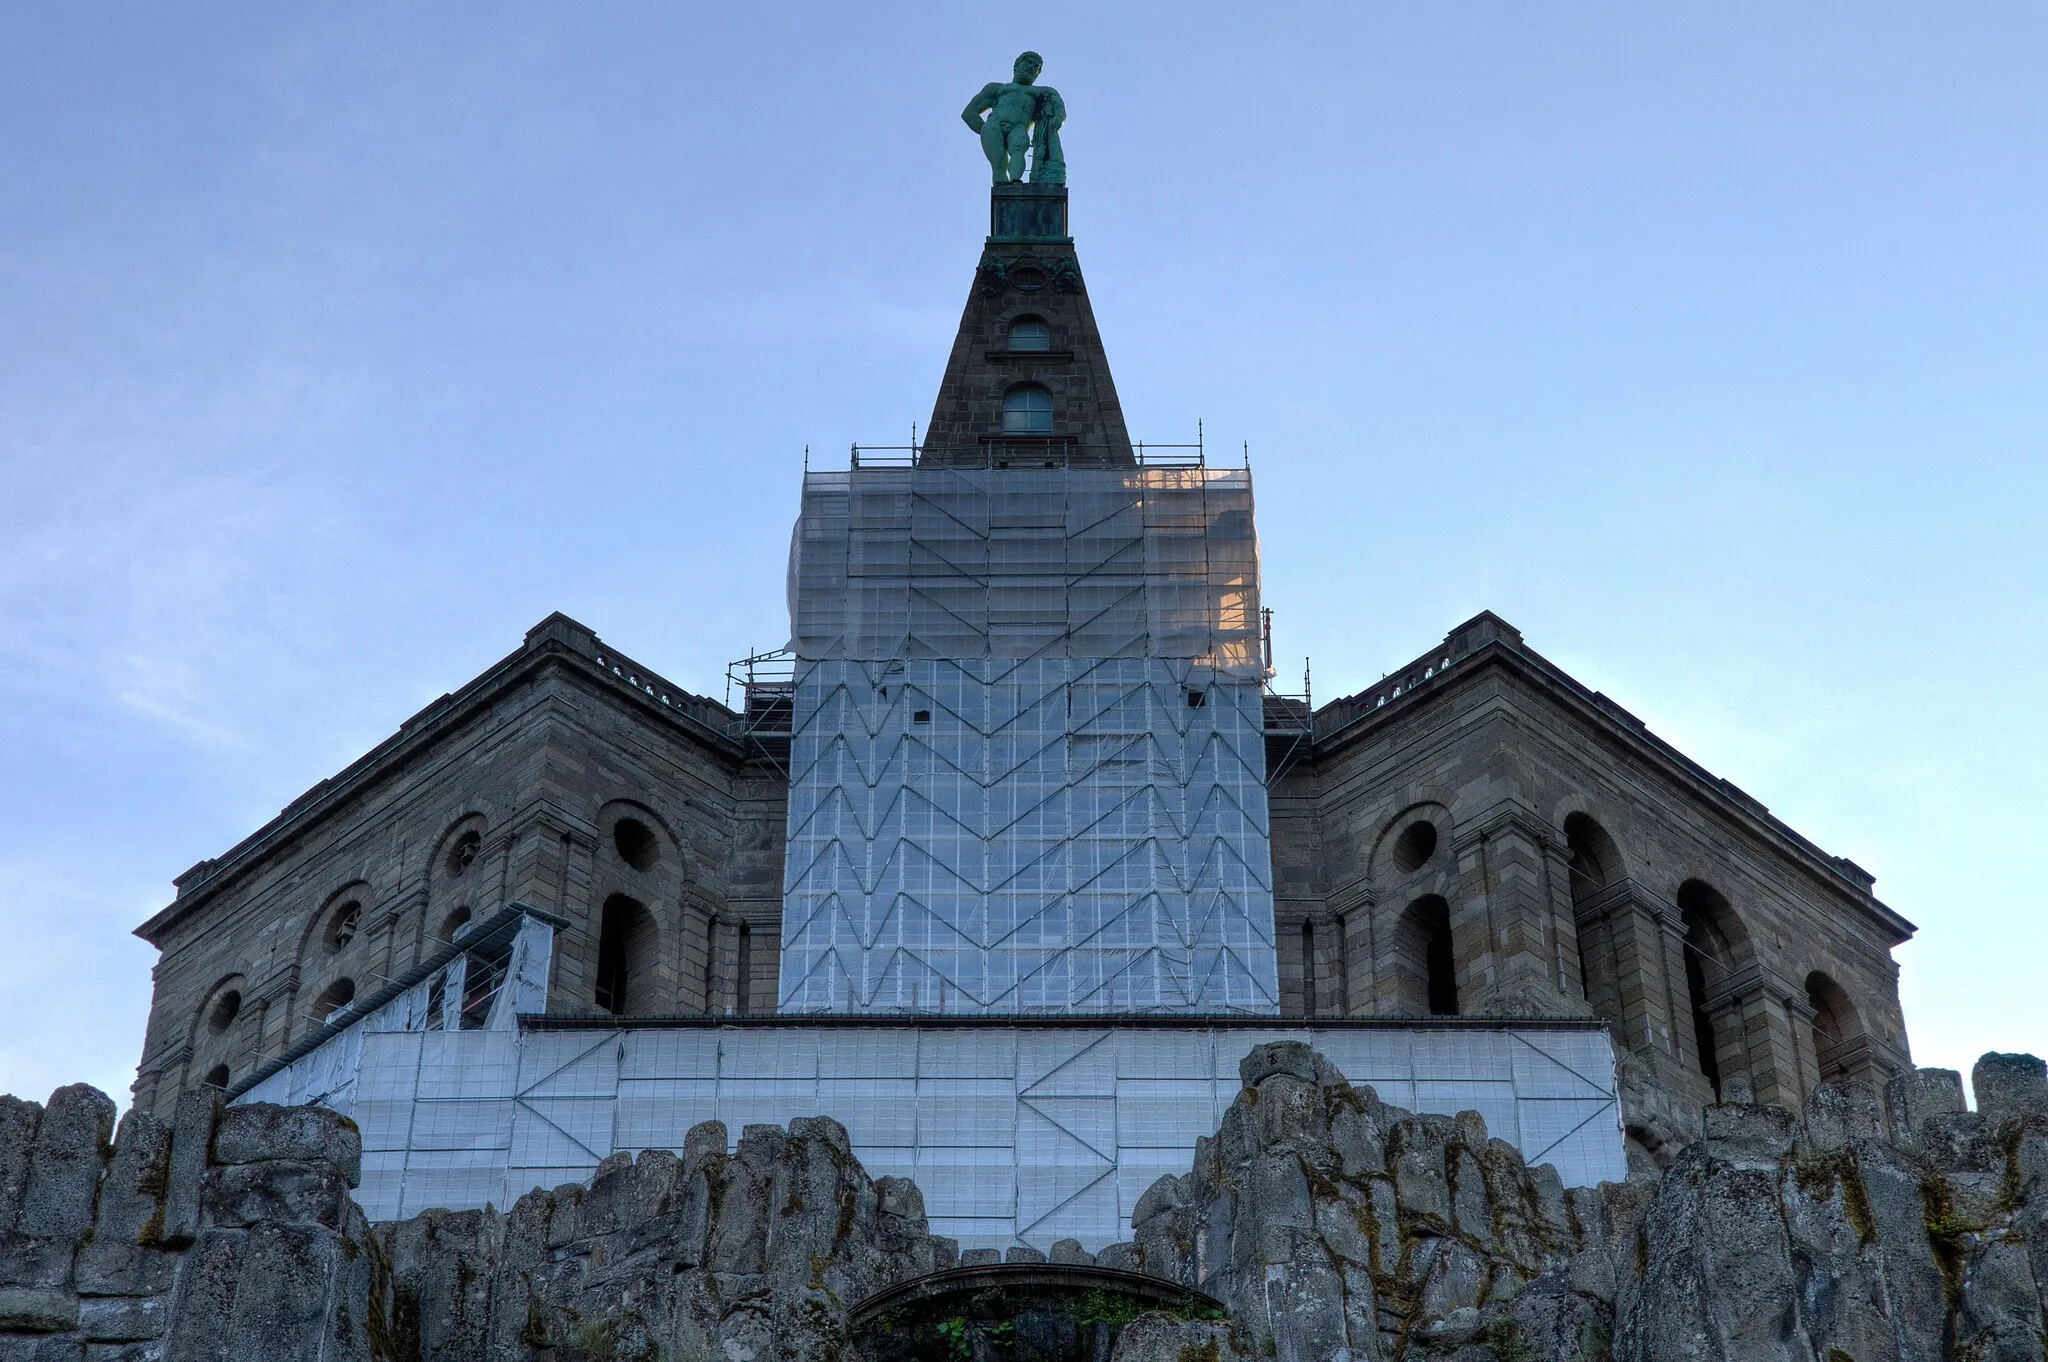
205;988;242;1036
309;978;356;1026
595;894;658;1016
1299;919;1317;1018
1391;895;1458;1017
1677;880;1748;1100
1563;813;1624;1026
202;1064;230;1090
737;921;755;1015
437;906;472;944
1002;383;1054;434
324;900;362;954
1806;971;1860;1086
1007;316;1051;351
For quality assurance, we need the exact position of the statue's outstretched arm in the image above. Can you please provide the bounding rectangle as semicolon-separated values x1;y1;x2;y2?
961;82;1003;132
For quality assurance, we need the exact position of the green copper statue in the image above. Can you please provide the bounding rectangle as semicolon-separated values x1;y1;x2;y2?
961;51;1066;186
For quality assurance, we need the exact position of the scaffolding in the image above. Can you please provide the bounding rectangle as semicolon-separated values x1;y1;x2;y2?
779;466;1279;1015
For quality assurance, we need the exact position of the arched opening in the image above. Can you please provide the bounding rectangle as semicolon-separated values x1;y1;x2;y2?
202;1064;230;1090
205;988;242;1036
437;906;472;943
324;899;362;954
1006;315;1051;351
1391;820;1438;874
736;921;755;1015
612;817;658;872
1390;895;1457;1017
1299;919;1317;1017
595;894;658;1016
1806;971;1860;1086
1001;383;1054;434
445;829;483;878
1677;880;1748;1100
309;978;356;1026
1563;813;1623;1024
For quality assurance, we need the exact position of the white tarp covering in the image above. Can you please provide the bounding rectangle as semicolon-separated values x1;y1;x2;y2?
328;1022;1624;1251
779;465;1280;1015
779;659;1279;1014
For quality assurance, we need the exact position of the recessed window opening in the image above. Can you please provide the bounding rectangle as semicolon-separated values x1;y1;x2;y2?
912;709;932;724
446;830;482;877
202;1064;230;1090
1007;316;1051;351
613;817;658;872
1677;879;1743;1098
324;900;361;953
1806;971;1859;1085
1299;919;1316;1017
595;893;655;1016
438;907;472;943
311;978;356;1025
1392;820;1438;874
206;989;242;1035
1002;383;1053;434
1186;688;1206;709
737;922;754;1015
1417;897;1458;1015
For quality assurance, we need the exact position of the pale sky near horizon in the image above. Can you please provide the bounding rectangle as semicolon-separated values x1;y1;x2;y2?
1;5;2042;1110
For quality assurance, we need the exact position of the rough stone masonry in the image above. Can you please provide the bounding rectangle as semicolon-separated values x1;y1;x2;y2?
6;1042;2048;1362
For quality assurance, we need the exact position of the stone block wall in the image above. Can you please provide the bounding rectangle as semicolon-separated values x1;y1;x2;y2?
131;615;786;1119
0;1084;374;1362
1270;613;1914;1162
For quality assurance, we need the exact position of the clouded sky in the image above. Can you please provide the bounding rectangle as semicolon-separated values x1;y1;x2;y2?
2;4;2043;1107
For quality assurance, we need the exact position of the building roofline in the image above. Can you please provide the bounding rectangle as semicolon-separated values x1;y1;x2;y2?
1309;611;1917;946
133;614;743;946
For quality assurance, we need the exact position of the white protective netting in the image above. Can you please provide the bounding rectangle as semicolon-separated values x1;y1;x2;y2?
779;466;1279;1014
788;467;1262;673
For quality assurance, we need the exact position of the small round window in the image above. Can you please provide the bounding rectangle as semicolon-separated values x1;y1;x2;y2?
1002;384;1053;434
1007;317;1050;351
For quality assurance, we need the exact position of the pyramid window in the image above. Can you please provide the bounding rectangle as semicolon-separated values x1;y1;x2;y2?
1002;383;1054;434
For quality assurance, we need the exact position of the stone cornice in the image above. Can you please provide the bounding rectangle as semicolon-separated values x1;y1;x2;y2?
1306;612;1915;946
135;614;746;946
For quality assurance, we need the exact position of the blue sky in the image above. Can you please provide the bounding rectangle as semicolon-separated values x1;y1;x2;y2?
1;5;2042;1107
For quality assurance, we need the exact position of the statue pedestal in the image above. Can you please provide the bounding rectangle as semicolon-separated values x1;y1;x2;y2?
990;183;1069;244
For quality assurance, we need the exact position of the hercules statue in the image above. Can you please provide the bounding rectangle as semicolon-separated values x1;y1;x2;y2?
961;51;1066;186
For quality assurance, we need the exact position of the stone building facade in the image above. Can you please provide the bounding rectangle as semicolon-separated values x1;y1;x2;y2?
130;182;1914;1168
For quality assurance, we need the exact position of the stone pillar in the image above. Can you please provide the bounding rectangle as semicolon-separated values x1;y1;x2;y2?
1706;963;1805;1109
1336;888;1376;1018
1450;805;1588;1018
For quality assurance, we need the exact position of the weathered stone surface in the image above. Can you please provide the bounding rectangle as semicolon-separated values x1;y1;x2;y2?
1974;1052;2048;1125
1108;1313;1250;1362
0;1286;79;1333
157;1091;217;1248
0;1100;39;1238
1886;1066;1965;1145
73;1296;164;1344
72;1245;178;1299
208;1105;361;1187
92;1115;168;1249
24;1048;2048;1362
197;1160;350;1231
15;1088;114;1243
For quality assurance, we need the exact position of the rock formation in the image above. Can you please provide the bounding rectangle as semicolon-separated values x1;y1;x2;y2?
5;1045;2048;1361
